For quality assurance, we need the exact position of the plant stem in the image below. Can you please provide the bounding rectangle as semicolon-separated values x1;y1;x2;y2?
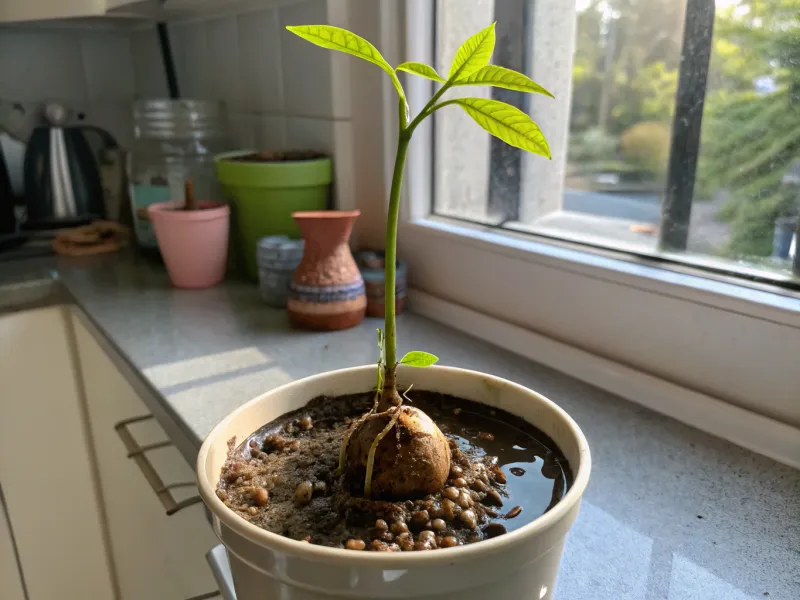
383;131;410;370
384;81;452;373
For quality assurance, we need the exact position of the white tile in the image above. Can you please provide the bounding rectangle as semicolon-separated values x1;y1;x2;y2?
84;102;134;149
237;9;283;113
206;16;240;110
170;21;210;101
279;0;338;118
0;30;87;104
81;31;135;102
229;113;255;149
131;27;169;99
285;116;334;153
332;120;354;211
254;115;287;151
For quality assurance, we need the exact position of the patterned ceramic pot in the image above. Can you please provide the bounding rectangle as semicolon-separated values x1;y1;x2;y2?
288;210;366;330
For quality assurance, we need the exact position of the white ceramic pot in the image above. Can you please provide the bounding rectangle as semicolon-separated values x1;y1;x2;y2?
197;366;591;600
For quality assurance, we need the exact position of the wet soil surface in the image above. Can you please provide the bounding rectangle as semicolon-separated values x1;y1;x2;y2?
217;390;571;551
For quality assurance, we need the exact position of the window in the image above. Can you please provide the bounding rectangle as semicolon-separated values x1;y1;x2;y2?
430;0;800;287
396;0;800;448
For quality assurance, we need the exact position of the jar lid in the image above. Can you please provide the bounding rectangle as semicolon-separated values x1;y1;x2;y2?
133;99;227;140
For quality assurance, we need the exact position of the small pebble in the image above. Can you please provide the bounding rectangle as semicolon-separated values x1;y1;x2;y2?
467;531;483;543
453;407;462;415
253;488;270;507
459;509;478;529
247;506;258;516
431;518;447;531
470;479;488;492
390;521;409;535
505;506;523;519
453;477;468;488
379;531;394;543
440;499;458;520
417;530;437;549
491;466;507;484
442;487;460;501
484;507;499;518
216;489;228;502
450;465;464;476
345;539;366;551
483;523;507;538
440;536;459;548
312;481;327;494
298;416;313;430
484;489;504;507
411;510;430;529
396;535;414;551
375;519;389;531
248;439;258;448
510;467;526;477
301;536;311;543
413;541;431;551
457;490;474;509
294;481;313;505
478;432;495;441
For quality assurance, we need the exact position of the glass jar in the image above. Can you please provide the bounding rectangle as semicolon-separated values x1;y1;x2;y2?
128;99;229;251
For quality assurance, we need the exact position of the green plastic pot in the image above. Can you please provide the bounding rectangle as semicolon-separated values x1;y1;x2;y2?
215;150;332;280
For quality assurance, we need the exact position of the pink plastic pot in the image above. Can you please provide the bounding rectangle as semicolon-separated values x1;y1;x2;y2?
149;201;230;289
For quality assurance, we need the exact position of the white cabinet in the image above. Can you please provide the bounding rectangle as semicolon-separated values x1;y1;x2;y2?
71;310;219;600
0;485;27;600
0;307;116;600
0;0;103;22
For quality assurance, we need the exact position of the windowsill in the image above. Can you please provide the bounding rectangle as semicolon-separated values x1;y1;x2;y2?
403;216;800;327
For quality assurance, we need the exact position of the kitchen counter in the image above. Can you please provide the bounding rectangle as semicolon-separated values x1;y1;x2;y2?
1;253;798;600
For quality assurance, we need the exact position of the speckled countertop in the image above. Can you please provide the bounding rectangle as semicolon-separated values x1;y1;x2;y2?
2;253;798;600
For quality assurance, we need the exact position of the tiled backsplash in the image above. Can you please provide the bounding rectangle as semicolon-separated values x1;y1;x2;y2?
0;23;164;147
0;0;363;214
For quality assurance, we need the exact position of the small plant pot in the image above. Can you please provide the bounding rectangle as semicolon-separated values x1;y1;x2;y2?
215;150;333;281
197;366;591;600
148;201;230;289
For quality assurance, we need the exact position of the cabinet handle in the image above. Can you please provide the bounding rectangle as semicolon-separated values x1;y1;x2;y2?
114;415;203;516
206;545;237;600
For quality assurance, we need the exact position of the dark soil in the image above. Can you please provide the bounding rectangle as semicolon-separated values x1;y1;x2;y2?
230;151;328;163
217;390;571;552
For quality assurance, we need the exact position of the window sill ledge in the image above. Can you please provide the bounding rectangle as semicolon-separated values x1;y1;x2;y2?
402;216;800;328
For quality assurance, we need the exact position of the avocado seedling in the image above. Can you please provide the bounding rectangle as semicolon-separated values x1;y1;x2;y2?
287;22;552;500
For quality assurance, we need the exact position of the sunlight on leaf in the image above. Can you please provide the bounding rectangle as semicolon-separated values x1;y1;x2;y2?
448;22;496;81
440;98;551;158
396;62;446;83
286;25;406;102
399;351;439;367
454;65;554;98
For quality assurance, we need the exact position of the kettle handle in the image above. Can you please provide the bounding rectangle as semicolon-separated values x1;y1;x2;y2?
77;125;119;152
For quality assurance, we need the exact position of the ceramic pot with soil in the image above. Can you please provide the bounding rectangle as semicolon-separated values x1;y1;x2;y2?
198;22;589;600
197;366;590;599
215;150;332;281
149;181;229;289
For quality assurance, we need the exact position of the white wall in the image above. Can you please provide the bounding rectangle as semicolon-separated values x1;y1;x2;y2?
0;21;155;147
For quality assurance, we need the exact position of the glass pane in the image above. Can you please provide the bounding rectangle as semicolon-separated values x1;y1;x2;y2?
432;0;800;283
694;0;800;263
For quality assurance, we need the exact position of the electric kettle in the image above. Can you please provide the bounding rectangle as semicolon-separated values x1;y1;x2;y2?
23;103;118;229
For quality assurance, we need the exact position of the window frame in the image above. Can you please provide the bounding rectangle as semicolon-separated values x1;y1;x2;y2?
391;0;800;459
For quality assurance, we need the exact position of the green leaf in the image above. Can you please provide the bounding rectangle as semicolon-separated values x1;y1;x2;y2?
448;22;496;81
443;98;551;158
399;351;439;368
396;62;446;83
286;25;406;102
454;65;554;98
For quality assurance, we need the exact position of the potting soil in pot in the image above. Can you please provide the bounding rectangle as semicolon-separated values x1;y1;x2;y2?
216;391;571;551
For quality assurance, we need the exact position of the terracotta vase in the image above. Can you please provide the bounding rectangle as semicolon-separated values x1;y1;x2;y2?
288;210;366;330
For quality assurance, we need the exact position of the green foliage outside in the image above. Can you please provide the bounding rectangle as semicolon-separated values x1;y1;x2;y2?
571;0;800;258
696;0;800;257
